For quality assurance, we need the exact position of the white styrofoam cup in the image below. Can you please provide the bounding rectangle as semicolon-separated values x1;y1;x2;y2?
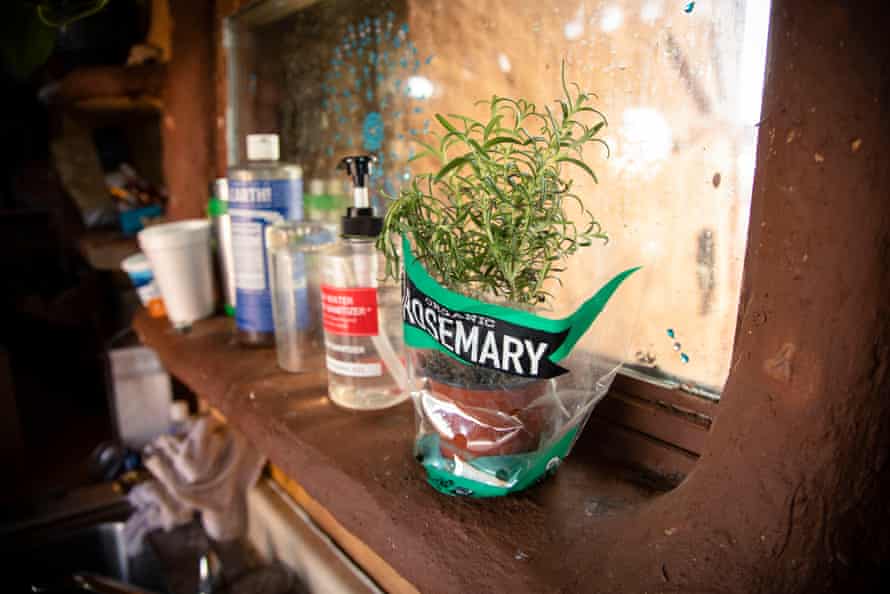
138;220;214;329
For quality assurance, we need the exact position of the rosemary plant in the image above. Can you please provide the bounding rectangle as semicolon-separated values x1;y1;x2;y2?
378;64;609;307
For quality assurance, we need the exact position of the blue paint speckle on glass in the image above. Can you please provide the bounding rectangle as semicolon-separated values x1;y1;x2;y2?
323;18;432;193
680;353;690;364
684;1;695;13
362;112;384;151
667;328;675;339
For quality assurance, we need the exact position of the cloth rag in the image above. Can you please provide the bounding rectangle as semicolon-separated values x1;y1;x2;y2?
123;480;192;555
124;415;265;553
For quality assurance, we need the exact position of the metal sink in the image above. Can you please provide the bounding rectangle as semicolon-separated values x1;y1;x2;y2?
1;480;168;594
3;480;325;594
8;519;168;593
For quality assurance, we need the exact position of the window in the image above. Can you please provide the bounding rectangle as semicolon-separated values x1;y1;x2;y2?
226;0;771;399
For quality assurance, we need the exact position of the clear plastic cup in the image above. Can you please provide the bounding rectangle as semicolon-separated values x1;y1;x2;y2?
266;221;335;371
138;220;215;330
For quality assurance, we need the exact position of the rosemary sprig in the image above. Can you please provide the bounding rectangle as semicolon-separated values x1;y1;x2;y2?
377;63;609;306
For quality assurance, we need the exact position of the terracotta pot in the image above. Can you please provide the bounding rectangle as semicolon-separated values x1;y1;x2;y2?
421;376;550;459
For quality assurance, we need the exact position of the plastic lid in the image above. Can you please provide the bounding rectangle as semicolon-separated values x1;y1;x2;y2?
303;194;318;212
315;194;340;211
170;400;189;423
246;134;280;161
120;252;151;273
207;197;228;216
308;179;325;196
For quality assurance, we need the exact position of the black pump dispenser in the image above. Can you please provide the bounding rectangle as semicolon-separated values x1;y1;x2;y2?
338;155;382;238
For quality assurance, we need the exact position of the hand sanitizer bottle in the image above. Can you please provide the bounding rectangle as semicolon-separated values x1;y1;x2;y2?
320;155;407;410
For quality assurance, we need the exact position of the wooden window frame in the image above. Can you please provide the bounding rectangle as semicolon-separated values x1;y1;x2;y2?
590;373;717;487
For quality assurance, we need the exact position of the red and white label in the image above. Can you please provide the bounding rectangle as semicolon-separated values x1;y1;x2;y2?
321;285;379;336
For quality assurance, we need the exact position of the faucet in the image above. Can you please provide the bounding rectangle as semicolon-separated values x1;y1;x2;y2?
197;548;223;594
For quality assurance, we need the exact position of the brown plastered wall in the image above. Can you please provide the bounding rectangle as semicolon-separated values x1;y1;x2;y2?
162;0;216;220
574;0;890;592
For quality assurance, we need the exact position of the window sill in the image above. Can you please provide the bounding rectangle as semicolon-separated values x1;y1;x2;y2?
134;311;670;593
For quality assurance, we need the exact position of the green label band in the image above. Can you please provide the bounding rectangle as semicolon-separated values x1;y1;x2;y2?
401;235;640;379
417;428;579;498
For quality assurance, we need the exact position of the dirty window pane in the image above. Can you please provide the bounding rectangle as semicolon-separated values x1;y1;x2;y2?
227;0;771;397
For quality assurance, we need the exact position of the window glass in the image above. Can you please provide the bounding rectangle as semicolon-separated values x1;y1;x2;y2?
227;0;771;397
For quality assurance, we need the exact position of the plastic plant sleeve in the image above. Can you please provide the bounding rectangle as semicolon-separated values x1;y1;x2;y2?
401;236;644;497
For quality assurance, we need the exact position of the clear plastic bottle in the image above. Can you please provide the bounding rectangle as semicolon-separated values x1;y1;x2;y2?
320;156;407;410
228;134;303;346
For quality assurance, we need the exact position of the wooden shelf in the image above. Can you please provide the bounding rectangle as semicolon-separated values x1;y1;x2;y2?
133;312;661;594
